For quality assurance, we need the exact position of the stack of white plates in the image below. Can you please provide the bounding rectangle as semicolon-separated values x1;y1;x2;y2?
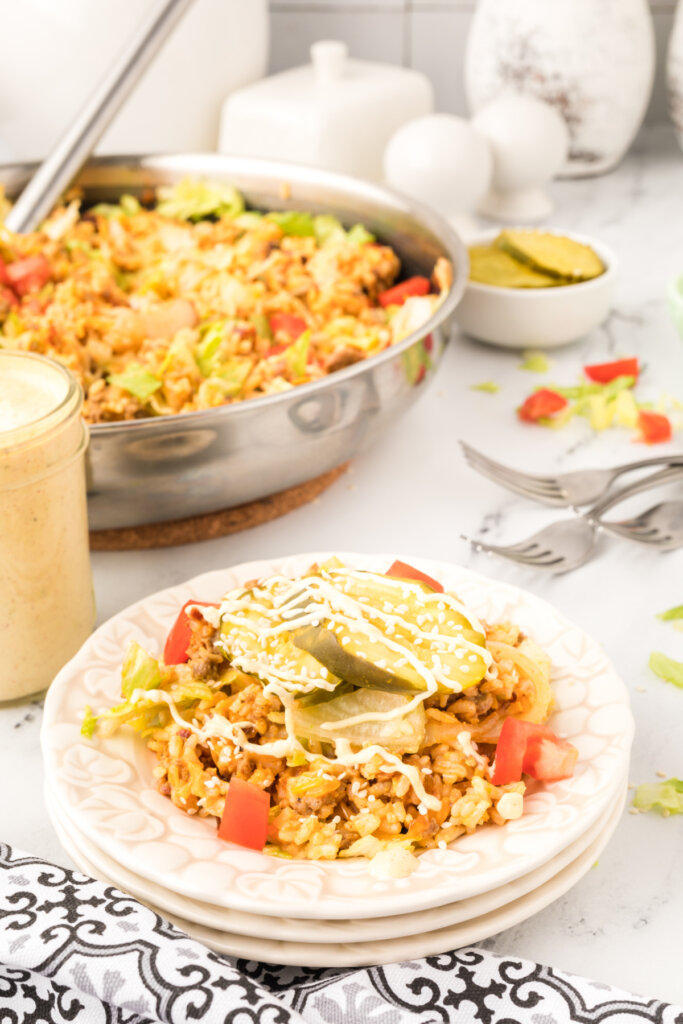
42;554;634;967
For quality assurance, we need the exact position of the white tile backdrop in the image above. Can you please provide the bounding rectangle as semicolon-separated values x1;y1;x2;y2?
269;0;678;126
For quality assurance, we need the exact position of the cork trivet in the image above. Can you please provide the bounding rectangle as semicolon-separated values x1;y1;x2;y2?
90;463;349;551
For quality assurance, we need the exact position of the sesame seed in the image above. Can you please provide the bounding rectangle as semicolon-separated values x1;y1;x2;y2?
656;770;668;778
438;840;447;850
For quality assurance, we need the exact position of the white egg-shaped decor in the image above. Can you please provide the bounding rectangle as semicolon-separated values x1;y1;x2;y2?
472;93;569;221
384;114;492;236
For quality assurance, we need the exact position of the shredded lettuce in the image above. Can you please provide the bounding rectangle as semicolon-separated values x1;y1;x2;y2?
108;366;162;401
346;223;375;245
90;194;141;218
251;313;272;341
266;211;315;237
284;330;311;378
214;357;253;397
80;705;98;738
520;350;551;373
633;778;683;815
121;641;162;699
471;381;500;393
157;179;245;221
314;214;346;247
648;651;683;689
195;322;226;377
657;604;683;622
234;211;263;230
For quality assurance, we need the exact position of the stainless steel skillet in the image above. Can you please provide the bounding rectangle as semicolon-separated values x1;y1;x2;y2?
0;154;468;530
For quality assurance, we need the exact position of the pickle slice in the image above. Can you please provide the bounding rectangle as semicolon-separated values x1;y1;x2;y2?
497;230;604;282
292;689;426;753
293;623;486;694
469;244;561;289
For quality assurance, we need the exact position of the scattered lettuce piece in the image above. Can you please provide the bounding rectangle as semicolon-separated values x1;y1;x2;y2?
286;750;308;768
633;778;683;815
284;330;311;378
266;211;315;237
657;604;683;622
80;705;98;738
108;366;162;402
649;651;683;689
520;350;551;373
471;381;500;394
157;179;245;221
121;641;162;700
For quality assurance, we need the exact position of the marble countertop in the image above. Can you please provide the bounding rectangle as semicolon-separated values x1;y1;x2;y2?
4;125;683;1006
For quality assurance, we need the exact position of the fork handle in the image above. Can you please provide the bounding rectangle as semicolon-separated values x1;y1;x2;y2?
608;452;683;481
588;465;683;520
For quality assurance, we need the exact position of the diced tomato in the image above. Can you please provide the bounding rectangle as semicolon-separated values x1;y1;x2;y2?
266;343;290;357
522;732;578;781
0;257;14;289
387;559;444;593
218;778;270;850
637;410;672;445
518;388;568;423
490;718;531;785
269;313;307;339
378;276;431;308
584;357;639;384
163;600;220;665
6;255;51;296
491;717;578;785
0;284;18;310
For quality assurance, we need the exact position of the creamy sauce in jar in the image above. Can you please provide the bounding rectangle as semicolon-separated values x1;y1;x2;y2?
0;351;95;702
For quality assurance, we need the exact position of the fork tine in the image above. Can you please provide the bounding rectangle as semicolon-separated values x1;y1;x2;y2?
460;442;561;489
461;446;567;500
461;454;567;501
462;535;562;564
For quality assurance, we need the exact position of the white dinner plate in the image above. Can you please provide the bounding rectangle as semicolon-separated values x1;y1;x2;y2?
47;771;626;944
50;785;627;968
42;553;634;920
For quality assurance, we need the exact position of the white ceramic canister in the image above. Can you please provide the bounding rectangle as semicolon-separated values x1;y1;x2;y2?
219;41;433;182
0;0;269;159
668;1;683;152
0;352;95;703
464;0;655;178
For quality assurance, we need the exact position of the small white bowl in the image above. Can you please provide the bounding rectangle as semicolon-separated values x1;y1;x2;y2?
454;229;617;349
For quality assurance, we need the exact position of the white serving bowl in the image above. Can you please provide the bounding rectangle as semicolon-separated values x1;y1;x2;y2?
454;229;617;349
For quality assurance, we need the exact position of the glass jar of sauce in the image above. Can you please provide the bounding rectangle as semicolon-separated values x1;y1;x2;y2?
0;351;95;703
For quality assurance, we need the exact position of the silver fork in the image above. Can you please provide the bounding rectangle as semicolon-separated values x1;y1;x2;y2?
603;501;683;550
462;466;683;573
460;440;683;507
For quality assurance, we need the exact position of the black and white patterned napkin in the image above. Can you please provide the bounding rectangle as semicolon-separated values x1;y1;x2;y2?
0;844;679;1024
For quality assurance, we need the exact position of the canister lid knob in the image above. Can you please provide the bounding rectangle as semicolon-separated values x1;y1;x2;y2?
310;40;348;85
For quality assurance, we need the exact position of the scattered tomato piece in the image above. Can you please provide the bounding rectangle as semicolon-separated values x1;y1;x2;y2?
518;388;568;423
491;717;578;785
163;600;220;665
6;255;51;296
638;410;672;445
218;778;270;850
378;276;430;308
584;357;639;384
387;559;444;593
269;313;307;339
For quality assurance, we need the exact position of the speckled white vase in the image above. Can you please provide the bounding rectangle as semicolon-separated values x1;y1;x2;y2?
465;0;655;178
667;1;683;152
